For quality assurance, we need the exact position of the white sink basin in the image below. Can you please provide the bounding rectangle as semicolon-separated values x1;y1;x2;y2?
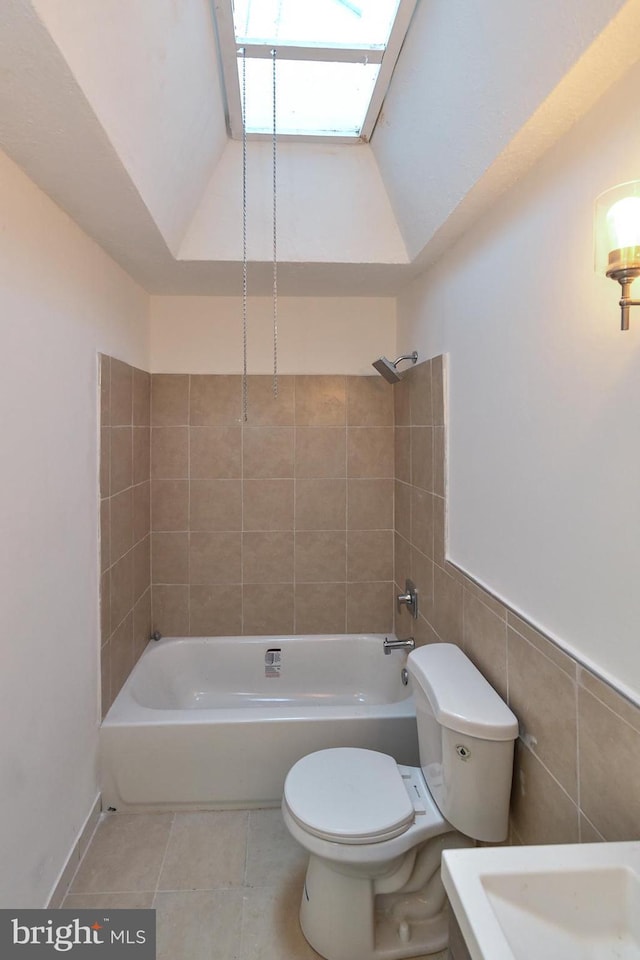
442;841;640;960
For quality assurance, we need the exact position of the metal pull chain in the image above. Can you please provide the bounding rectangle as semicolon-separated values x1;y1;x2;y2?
272;47;278;399
240;47;277;414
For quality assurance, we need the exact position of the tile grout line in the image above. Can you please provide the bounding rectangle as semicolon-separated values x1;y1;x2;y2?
241;809;251;887
187;376;191;638
106;361;114;706
343;389;349;632
237;810;252;960
152;812;177;906
575;675;582;839
291;378;296;633
129;371;134;667
240;378;245;636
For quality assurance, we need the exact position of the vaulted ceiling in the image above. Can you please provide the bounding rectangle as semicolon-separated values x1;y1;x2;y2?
2;0;639;295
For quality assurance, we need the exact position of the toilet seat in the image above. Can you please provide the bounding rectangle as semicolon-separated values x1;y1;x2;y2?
283;747;415;844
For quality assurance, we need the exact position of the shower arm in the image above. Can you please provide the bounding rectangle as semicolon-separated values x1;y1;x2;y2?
392;352;419;369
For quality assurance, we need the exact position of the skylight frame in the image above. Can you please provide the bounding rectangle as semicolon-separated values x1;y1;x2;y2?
212;0;418;143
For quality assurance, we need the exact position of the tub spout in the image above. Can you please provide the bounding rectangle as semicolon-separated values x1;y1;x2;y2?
383;637;415;655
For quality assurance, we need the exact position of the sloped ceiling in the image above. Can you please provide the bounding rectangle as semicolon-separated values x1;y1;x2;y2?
2;0;640;295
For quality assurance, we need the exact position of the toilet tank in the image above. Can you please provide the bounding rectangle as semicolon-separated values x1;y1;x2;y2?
406;644;518;843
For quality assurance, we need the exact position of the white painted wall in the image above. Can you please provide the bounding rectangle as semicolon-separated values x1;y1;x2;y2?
150;295;396;375
373;0;631;262
396;55;640;702
32;0;227;253
180;139;408;265
0;148;148;907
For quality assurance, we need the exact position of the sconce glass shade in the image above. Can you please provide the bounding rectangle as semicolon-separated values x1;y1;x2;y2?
595;181;640;330
595;181;640;277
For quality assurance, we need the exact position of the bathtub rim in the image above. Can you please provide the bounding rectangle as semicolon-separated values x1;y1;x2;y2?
102;632;414;727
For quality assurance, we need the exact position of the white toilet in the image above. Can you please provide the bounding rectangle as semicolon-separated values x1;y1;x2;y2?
282;643;518;960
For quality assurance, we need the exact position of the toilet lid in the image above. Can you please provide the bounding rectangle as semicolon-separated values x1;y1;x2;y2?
283;748;415;844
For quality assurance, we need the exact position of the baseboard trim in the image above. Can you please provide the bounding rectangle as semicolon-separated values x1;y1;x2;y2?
47;794;101;908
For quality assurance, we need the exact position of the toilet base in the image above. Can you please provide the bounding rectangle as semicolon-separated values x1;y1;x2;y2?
299;847;457;960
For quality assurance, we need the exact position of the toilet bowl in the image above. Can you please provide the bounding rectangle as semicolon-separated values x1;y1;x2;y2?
282;643;518;960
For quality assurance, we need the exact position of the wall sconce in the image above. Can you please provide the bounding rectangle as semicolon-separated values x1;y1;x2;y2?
596;181;640;330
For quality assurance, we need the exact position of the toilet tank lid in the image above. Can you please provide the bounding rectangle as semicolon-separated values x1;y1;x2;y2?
407;644;518;741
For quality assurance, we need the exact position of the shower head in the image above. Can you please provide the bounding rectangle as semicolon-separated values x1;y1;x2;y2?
372;351;418;384
372;357;403;383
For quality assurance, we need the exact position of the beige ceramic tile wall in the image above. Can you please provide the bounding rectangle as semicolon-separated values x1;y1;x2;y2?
100;355;151;717
149;374;395;637
393;356;445;648
396;355;640;846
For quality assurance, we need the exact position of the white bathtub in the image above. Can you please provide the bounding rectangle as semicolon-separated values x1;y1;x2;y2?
100;634;418;811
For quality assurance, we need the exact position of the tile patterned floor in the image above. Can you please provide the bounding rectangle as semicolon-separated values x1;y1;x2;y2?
63;808;448;960
62;808;319;960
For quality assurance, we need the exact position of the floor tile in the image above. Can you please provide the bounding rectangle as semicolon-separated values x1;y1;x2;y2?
154;889;243;960
62;892;155;909
240;883;320;960
245;808;308;889
157;810;248;891
70;814;174;893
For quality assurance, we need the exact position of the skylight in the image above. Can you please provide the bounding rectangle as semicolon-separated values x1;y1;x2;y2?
214;0;417;141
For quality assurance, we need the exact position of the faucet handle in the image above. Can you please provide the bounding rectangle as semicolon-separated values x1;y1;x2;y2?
396;578;418;619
